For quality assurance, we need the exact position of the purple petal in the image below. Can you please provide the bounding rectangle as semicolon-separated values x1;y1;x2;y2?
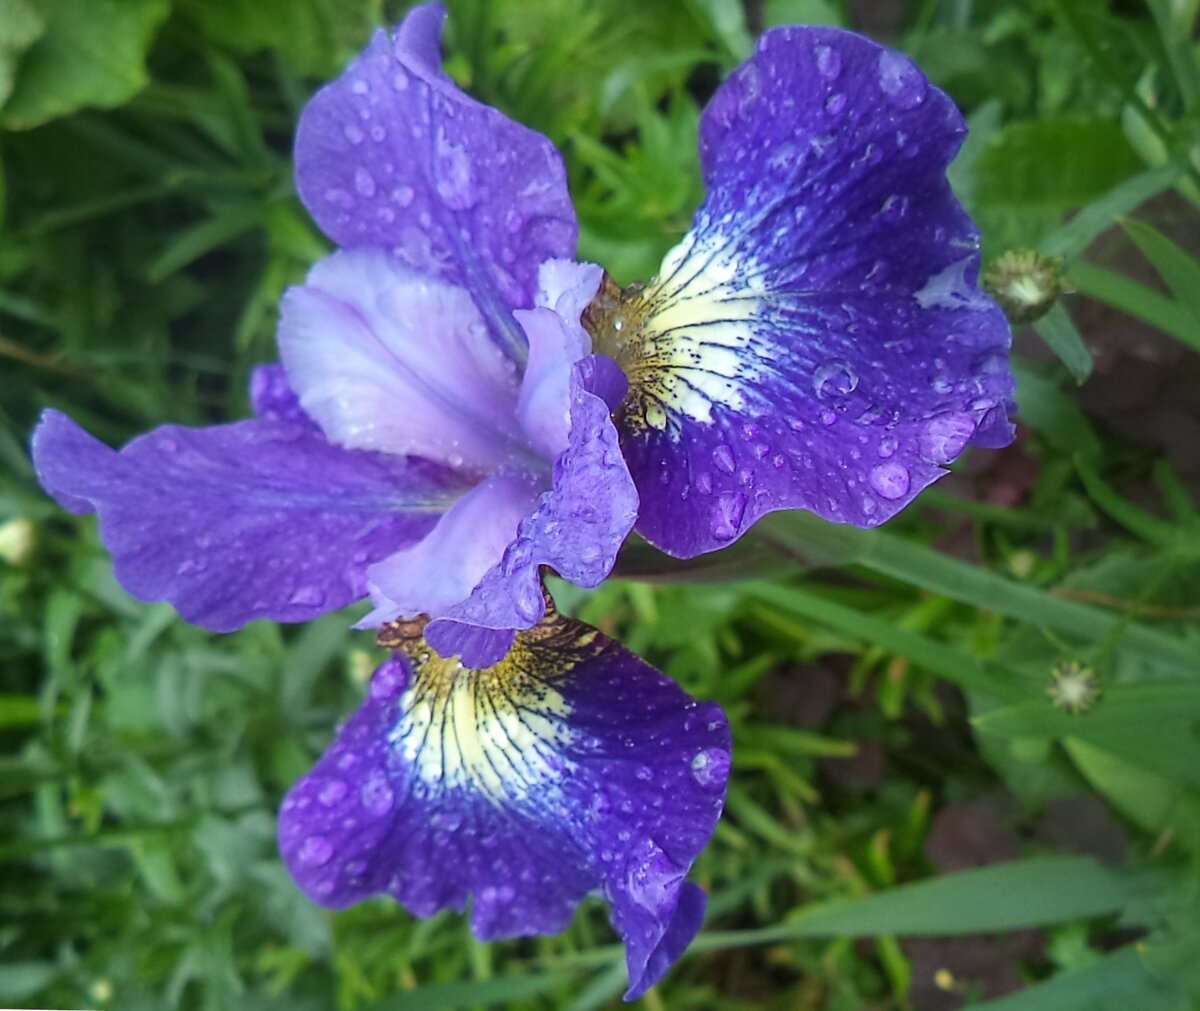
293;3;576;356
362;469;544;634
515;260;604;459
279;248;530;473
602;27;1014;557
424;357;637;666
32;409;456;631
277;611;730;999
249;364;308;424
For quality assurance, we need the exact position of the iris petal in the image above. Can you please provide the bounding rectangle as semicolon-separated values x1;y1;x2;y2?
278;609;730;999
424;355;637;667
31;409;457;631
590;26;1015;557
279;248;529;473
293;3;576;359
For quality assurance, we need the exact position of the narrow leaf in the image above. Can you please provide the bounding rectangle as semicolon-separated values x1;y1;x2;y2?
1033;302;1093;382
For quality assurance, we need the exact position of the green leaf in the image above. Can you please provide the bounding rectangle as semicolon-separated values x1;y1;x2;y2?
1119;217;1200;332
0;0;170;130
361;971;578;1010
1032;302;1093;383
1040;164;1182;260
975;117;1143;213
971;945;1185;1011
0;961;58;1002
1012;359;1102;458
976;682;1200;740
0;0;44;110
177;0;381;79
695;857;1136;945
1066;260;1200;351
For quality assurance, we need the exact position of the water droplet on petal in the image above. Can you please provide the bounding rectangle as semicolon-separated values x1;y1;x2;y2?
877;49;927;108
635;765;653;782
712;444;736;474
354;166;376;197
351;78;369;95
695;471;713;495
710;491;747;542
391;69;409;91
298;835;333;867
824;92;847;115
691;748;729;789
878;435;898;458
813;359;858;399
869;461;911;500
919;412;976;464
319;780;348;807
360;775;395;816
289;585;325;607
820;408;837;426
815;44;842;80
343;124;364;145
430;808;463;832
391;185;414;207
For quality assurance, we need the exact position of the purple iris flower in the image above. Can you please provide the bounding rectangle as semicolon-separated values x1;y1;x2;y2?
30;1;1015;997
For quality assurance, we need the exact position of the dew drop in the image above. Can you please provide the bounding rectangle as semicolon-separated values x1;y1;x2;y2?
812;359;858;400
814;44;842;80
918;412;975;464
712;444;736;475
430;808;463;832
820;408;837;426
878;435;898;458
824;92;847;115
635;765;653;782
323;188;354;209
298;835;333;867
877;49;927;108
695;471;713;495
360;776;395;816
391;69;409;91
318;780;348;807
343;123;364;145
861;496;878;517
691;748;730;789
354;166;376;197
710;491;746;542
351;78;369;95
289;585;325;607
869;461;911;500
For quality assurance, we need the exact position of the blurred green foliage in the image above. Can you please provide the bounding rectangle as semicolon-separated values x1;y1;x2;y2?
2;0;1199;1009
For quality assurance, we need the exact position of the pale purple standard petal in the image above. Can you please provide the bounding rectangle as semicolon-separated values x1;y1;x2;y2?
424;356;637;667
515;260;604;459
32;409;456;631
362;469;542;635
278;612;730;1000
600;27;1014;557
279;248;528;473
293;3;576;357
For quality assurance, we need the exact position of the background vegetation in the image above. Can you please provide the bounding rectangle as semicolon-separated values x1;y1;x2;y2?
1;0;1198;1008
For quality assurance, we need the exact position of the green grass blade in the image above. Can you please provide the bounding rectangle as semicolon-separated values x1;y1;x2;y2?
694;856;1135;945
1065;260;1200;351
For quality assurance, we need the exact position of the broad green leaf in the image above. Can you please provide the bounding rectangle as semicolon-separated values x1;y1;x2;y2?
976;682;1200;742
0;0;44;109
0;961;58;1002
1033;302;1094;383
975;117;1143;213
972;945;1185;1011
1119;217;1200;331
695;856;1135;943
362;971;578;1010
0;0;170;130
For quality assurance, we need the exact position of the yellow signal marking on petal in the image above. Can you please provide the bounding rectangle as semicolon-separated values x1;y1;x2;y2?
587;229;763;434
389;615;603;805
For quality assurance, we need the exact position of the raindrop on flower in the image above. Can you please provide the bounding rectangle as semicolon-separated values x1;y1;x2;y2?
868;461;911;500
